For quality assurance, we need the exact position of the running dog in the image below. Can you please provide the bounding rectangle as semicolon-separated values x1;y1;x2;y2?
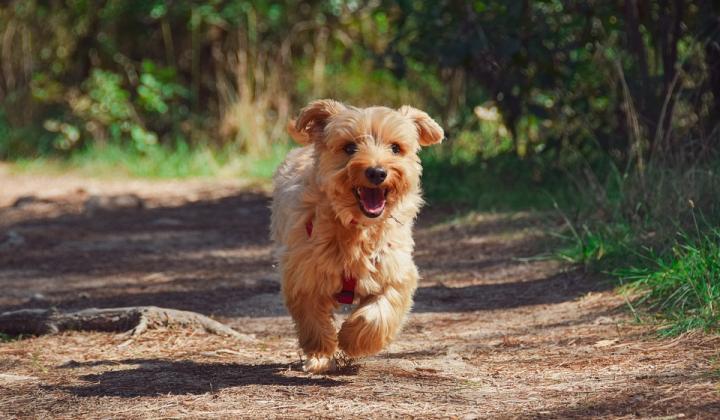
271;99;443;373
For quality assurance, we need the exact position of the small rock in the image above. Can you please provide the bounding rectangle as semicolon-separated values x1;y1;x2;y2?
84;194;145;215
27;293;47;303
593;316;614;325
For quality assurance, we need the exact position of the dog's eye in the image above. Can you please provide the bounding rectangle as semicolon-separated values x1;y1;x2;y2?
343;143;357;155
391;143;402;155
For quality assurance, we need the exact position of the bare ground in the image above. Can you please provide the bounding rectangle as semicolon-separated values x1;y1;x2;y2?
0;165;718;419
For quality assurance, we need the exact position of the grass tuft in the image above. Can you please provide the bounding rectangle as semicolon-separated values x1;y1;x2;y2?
616;228;720;336
553;222;634;268
557;216;720;335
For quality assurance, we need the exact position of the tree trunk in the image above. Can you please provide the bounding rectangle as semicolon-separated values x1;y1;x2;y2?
702;2;720;132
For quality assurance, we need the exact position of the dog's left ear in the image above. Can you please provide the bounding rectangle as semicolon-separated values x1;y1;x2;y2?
291;99;347;145
398;105;444;146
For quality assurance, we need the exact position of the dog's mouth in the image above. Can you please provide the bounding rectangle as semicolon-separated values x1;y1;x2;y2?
353;186;388;218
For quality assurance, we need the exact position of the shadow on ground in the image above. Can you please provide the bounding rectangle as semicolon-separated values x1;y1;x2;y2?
54;359;343;397
0;192;272;274
414;270;610;313
0;191;608;318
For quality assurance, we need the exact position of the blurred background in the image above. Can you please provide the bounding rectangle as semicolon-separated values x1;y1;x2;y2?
0;1;719;330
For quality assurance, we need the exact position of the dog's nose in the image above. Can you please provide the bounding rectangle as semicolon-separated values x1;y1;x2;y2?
365;167;387;185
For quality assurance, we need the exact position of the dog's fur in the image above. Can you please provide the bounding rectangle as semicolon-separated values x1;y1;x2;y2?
270;99;443;373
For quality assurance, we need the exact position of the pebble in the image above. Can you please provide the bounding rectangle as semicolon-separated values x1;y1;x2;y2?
84;194;145;215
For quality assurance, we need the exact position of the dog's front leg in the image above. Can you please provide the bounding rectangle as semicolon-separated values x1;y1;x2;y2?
285;292;338;373
338;278;415;358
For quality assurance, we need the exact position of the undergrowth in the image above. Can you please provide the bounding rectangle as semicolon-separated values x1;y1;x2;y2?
421;149;577;212
616;227;720;336
0;332;21;342
555;162;720;336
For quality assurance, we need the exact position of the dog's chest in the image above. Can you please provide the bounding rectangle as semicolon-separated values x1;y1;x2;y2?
345;229;408;279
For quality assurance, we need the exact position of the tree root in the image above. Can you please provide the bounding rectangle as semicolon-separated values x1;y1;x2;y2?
0;306;254;341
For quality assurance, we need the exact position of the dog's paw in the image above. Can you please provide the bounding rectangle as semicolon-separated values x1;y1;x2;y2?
303;355;336;374
338;316;386;358
333;351;354;369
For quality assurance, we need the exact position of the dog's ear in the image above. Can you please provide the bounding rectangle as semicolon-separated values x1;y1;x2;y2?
291;99;347;145
398;105;444;146
286;120;309;145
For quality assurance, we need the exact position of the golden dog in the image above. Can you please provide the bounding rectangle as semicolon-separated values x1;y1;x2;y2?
271;99;443;373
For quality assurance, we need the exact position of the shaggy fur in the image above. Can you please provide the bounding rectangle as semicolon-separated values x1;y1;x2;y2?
270;99;443;373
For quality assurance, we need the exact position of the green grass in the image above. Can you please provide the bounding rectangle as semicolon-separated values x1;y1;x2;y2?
556;217;720;336
553;222;635;268
10;141;291;181
421;150;577;211
548;157;720;336
0;332;21;342
615;228;720;336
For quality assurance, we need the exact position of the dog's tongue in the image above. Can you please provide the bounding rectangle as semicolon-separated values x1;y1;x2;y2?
360;187;385;213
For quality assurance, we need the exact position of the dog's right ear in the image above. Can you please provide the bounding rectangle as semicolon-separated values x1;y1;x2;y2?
289;99;346;145
398;105;444;146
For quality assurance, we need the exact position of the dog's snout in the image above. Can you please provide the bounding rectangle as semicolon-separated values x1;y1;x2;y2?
365;167;387;185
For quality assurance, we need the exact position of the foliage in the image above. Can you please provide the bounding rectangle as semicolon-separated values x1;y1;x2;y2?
421;149;576;211
2;1;718;166
40;69;159;152
0;0;416;158
388;0;720;165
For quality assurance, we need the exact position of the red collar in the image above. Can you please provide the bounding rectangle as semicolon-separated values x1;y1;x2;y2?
306;218;356;304
305;219;314;237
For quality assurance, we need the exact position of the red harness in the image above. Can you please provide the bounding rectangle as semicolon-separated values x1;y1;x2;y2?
306;219;357;304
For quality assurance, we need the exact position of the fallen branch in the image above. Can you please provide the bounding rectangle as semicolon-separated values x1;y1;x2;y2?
0;306;254;341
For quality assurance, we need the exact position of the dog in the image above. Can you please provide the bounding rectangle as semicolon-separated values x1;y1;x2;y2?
270;99;443;373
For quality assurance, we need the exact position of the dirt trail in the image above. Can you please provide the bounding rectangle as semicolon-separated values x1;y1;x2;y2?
0;168;718;419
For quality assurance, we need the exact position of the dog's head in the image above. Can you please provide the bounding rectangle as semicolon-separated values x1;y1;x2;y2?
290;99;444;224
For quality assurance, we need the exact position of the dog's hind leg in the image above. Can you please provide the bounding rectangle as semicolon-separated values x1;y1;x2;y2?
285;293;338;373
338;279;415;358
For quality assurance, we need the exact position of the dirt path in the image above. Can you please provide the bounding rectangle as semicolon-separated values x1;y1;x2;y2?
0;168;718;419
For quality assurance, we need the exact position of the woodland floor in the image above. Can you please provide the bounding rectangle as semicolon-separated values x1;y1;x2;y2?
0;164;718;419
